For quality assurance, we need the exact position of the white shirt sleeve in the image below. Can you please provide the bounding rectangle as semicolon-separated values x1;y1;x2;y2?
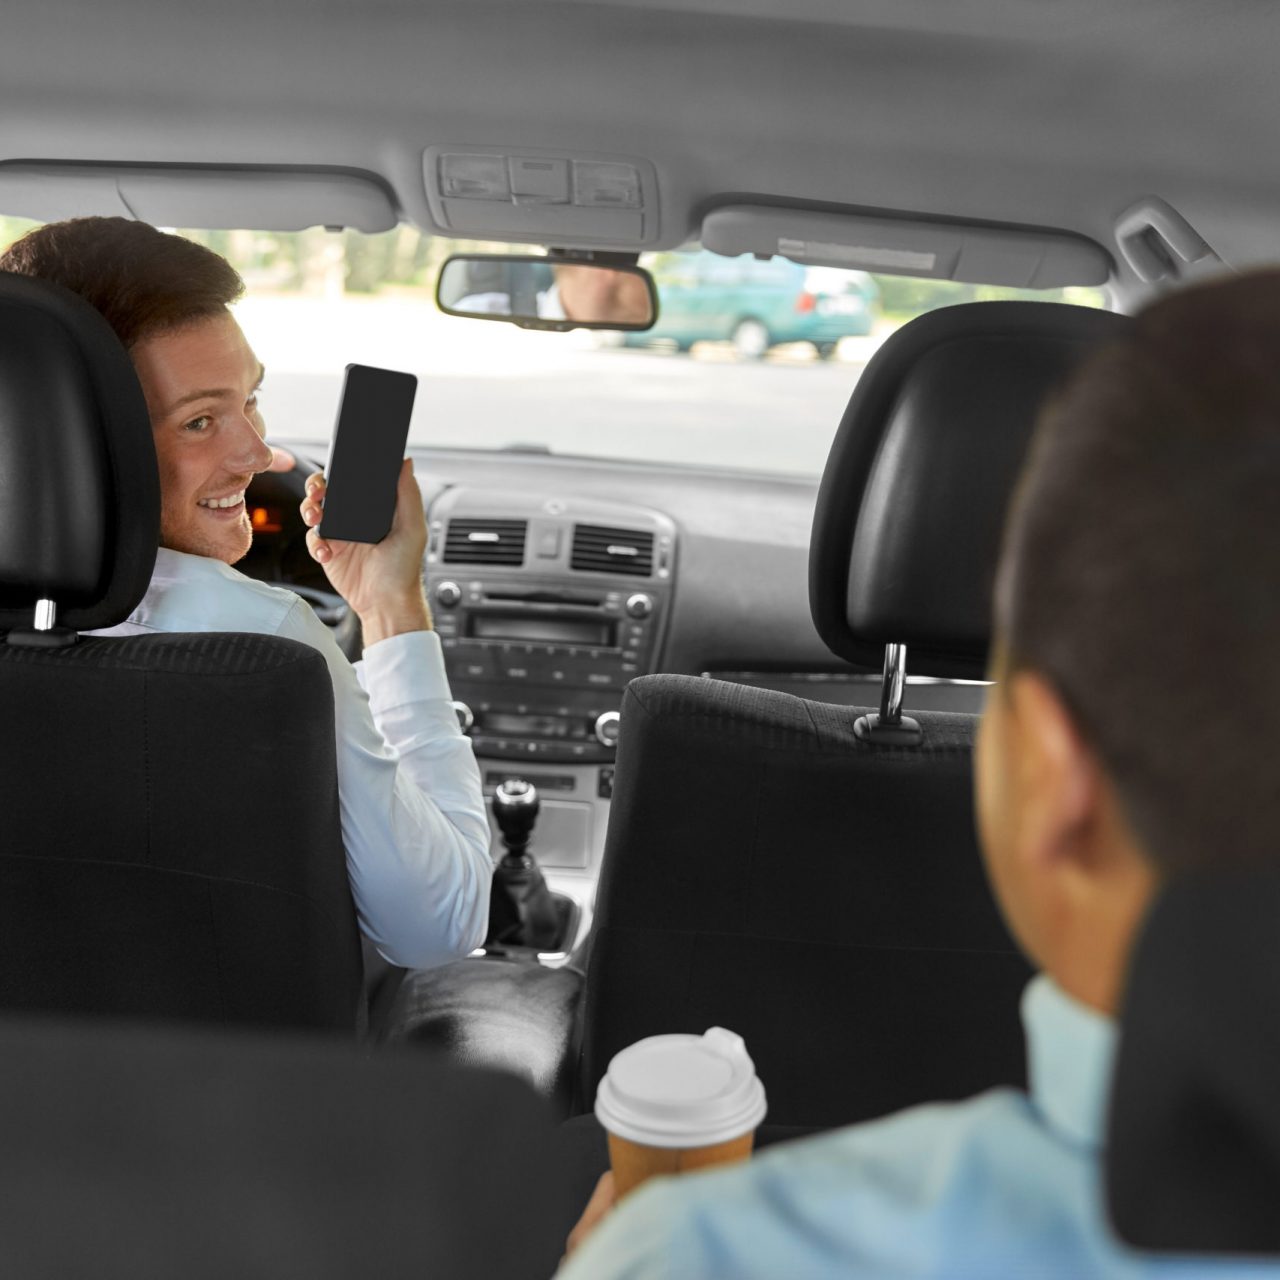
277;599;492;968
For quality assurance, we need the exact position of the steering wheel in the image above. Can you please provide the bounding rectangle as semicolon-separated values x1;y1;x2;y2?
244;448;368;660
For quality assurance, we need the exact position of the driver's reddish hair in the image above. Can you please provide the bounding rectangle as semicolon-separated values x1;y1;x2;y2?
0;215;243;349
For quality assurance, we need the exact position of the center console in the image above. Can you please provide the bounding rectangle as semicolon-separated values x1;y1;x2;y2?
427;487;677;889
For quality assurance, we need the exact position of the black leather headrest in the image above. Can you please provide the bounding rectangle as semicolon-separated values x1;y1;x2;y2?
0;271;159;631
1106;869;1280;1255
809;302;1131;679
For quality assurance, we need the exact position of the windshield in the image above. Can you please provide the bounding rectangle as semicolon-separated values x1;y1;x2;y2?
0;219;1106;478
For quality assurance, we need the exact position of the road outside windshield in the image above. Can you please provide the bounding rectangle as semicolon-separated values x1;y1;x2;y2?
0;220;1105;477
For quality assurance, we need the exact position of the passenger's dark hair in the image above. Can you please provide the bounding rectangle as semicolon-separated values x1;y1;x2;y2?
0;215;243;349
996;270;1280;874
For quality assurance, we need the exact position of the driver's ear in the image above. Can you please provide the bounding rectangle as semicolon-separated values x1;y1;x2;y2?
1006;670;1100;874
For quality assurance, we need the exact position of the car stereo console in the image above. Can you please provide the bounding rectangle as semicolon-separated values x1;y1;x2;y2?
426;487;677;765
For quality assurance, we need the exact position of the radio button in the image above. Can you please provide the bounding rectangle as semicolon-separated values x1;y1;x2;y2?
625;593;654;619
452;646;493;682
501;664;531;681
594;711;621;747
435;580;462;609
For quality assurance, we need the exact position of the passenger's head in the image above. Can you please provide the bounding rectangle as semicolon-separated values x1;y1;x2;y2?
0;216;272;563
976;271;1280;1013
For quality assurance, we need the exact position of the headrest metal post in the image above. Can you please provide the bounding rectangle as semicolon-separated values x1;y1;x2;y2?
5;596;77;649
879;642;906;727
853;642;923;747
33;598;57;632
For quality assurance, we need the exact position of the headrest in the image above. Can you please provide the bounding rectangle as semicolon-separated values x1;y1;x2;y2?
809;302;1131;679
1106;869;1280;1255
0;271;159;632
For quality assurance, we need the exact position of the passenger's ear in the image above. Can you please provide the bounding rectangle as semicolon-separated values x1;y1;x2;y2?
1006;670;1100;874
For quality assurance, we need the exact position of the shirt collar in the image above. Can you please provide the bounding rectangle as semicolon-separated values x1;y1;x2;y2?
126;547;244;627
1021;974;1118;1150
151;546;231;578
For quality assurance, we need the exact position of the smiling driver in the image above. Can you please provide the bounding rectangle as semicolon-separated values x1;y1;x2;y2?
0;217;491;972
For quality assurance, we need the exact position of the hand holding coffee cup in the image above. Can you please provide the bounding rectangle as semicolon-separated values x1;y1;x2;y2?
594;1027;767;1199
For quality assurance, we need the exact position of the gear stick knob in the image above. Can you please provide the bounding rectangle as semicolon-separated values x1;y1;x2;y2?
487;778;565;952
493;779;540;856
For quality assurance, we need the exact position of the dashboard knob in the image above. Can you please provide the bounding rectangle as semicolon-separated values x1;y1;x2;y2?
594;710;621;747
625;593;653;619
451;700;474;733
435;580;463;608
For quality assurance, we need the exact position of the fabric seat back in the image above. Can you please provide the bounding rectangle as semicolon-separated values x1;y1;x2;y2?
582;674;1030;1127
579;302;1132;1127
0;270;361;1031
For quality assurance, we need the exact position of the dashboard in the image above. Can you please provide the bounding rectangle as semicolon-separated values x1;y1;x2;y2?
242;444;986;938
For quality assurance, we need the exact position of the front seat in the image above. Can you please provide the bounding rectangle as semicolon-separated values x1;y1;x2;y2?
0;1013;576;1280
1107;866;1280;1256
578;301;1131;1132
0;271;363;1031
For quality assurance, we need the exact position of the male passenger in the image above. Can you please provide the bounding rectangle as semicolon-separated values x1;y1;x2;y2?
0;217;491;970
560;272;1280;1277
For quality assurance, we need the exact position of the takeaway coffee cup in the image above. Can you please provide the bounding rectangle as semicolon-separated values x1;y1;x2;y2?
594;1027;768;1198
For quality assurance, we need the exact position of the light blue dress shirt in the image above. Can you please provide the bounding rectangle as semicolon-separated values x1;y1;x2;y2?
88;547;492;969
559;977;1280;1279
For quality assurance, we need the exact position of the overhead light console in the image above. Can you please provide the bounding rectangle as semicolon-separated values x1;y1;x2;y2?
423;145;659;248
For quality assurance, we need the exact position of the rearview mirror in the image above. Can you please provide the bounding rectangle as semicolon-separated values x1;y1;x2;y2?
436;254;657;331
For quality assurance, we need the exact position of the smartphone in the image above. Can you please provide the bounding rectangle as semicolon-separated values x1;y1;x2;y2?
318;363;418;544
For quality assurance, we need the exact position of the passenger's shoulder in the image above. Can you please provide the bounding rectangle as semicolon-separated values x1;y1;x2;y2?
150;549;307;637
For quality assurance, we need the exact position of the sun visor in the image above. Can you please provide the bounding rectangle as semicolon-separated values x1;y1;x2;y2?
702;205;1112;288
0;164;398;233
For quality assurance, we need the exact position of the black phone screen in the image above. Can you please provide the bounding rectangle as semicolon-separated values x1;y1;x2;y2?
319;364;418;544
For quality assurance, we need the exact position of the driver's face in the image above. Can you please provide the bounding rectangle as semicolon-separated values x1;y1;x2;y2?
554;265;652;324
131;311;272;565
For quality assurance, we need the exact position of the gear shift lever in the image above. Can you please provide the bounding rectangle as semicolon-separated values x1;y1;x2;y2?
487;779;563;951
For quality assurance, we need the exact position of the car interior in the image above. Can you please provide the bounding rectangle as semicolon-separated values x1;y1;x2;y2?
1;0;1278;1272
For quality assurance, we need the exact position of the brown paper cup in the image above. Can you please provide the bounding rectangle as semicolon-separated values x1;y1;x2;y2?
607;1127;757;1199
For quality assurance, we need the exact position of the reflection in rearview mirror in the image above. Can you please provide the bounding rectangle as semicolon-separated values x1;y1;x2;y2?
437;254;656;331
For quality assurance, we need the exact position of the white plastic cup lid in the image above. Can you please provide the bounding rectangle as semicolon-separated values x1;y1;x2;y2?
594;1027;768;1148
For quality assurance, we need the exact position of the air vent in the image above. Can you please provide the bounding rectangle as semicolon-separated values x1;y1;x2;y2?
571;524;654;577
444;518;527;566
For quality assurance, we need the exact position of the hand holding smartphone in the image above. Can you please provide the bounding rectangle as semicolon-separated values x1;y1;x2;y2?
319;363;418;544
